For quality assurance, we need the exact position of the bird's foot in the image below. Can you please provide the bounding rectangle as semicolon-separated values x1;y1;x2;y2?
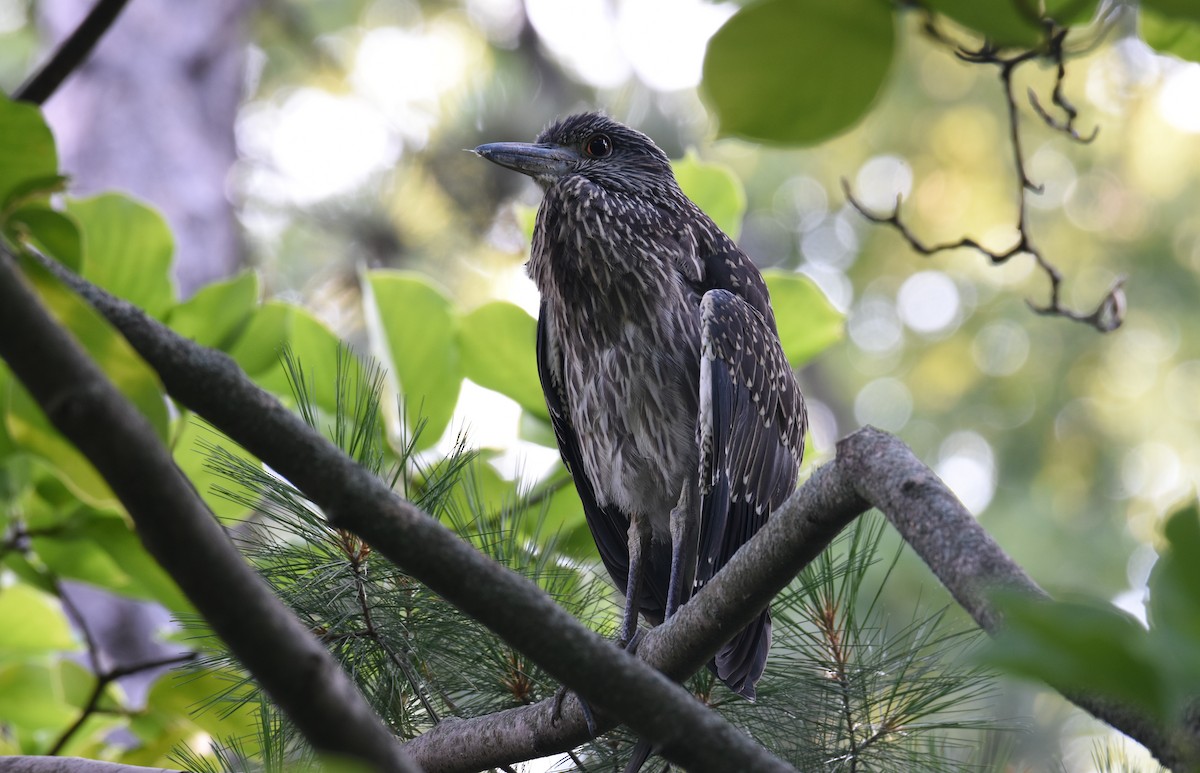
551;685;598;736
618;627;645;655
550;628;644;736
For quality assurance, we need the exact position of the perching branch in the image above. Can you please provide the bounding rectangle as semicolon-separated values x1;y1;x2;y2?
0;247;420;773
847;13;1124;333
0;760;179;773
29;254;1197;770
13;0;132;105
28;254;795;772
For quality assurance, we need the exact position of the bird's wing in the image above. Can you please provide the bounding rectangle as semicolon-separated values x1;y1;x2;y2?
695;287;805;697
696;287;806;585
535;304;668;620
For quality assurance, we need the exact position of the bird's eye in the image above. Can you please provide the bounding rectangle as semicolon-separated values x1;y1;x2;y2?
583;133;613;158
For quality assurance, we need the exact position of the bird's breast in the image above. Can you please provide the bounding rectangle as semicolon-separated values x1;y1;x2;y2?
554;297;701;536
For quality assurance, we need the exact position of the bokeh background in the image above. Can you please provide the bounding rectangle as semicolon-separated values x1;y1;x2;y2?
2;0;1199;769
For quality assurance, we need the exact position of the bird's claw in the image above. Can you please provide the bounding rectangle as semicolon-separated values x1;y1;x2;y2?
619;627;645;656
551;685;598;736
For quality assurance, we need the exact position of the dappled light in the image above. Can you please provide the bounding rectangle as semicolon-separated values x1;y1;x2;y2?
2;0;1200;770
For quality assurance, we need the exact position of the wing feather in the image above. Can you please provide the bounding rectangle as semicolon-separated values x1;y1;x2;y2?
696;286;806;697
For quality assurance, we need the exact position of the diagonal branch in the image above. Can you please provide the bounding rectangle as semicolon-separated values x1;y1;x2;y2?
14;0;132;106
29;255;795;772
32;254;1198;770
0;759;180;773
0;247;420;773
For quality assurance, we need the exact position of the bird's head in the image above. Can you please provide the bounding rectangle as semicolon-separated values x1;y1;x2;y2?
474;112;678;199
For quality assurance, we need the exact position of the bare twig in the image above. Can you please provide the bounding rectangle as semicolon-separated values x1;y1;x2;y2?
47;652;196;756
1026;22;1100;144
14;0;132;105
852;13;1124;333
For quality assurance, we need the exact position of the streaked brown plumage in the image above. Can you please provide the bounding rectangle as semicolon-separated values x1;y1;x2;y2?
475;113;806;706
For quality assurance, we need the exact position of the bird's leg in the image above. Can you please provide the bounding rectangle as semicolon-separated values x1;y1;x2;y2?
552;514;651;736
664;486;698;620
621;511;653;648
665;479;700;620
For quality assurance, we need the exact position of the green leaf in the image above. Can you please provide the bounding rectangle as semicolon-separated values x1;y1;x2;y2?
7;257;170;505
145;667;259;745
0;662;78;731
1144;0;1200;24
68;194;176;319
926;0;1038;46
985;594;1165;719
1144;503;1200;718
80;514;192;612
518;410;558;448
673;152;747;240
227;301;295;381
533;477;595;560
363;271;462;450
167;271;260;350
30;526;135;598
457;301;545;419
5;204;83;271
287;307;368;418
173;420;258;523
0;94;57;212
1045;0;1102;26
1149;503;1200;636
763;270;844;368
0;583;78;655
1141;6;1200;61
703;0;895;145
1;175;69;215
17;256;170;438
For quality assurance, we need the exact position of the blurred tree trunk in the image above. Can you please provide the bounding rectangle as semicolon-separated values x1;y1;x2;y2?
39;0;253;296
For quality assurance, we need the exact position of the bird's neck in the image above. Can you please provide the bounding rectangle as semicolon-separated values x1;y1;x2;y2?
528;181;691;327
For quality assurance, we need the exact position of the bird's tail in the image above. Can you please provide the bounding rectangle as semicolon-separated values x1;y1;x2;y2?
624;610;771;772
623;739;656;773
714;607;772;700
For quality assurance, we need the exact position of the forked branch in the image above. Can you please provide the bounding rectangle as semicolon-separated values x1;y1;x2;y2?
849;12;1124;333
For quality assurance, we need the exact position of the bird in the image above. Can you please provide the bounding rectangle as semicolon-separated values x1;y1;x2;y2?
475;111;806;736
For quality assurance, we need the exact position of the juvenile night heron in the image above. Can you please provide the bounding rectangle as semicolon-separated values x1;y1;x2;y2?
475;113;806;704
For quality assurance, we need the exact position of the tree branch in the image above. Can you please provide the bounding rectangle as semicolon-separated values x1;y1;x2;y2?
13;0;132;105
0;759;179;773
32;254;1197;770
29;255;795;772
848;15;1124;333
0;248;419;773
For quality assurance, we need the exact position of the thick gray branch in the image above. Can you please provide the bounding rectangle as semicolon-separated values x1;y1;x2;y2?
838;428;1199;770
35;254;1198;771
0;758;177;773
32;259;794;771
411;428;1200;770
0;249;418;773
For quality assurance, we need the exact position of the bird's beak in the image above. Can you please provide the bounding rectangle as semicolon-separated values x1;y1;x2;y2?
473;142;578;181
